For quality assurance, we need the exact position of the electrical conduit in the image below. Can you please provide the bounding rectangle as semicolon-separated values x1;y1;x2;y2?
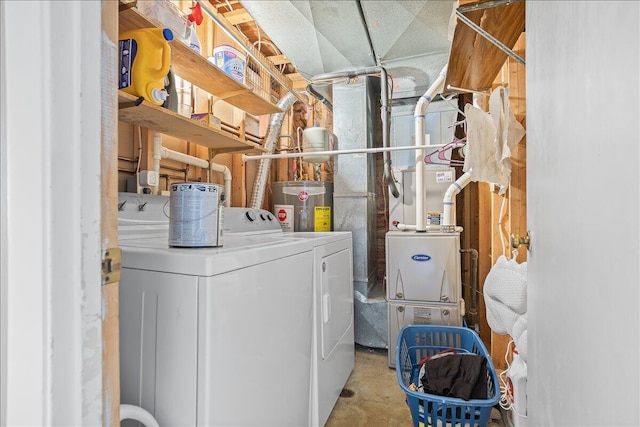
460;248;479;332
415;65;448;232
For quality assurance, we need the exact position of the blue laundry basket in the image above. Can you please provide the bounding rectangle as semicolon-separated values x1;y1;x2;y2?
395;325;500;427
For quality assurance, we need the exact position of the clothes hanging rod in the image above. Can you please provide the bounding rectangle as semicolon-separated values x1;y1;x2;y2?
457;0;524;14
242;144;441;162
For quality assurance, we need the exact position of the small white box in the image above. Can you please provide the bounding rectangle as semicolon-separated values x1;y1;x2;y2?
139;170;159;187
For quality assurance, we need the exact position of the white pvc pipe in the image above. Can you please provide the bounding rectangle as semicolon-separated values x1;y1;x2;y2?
158;146;232;203
153;133;162;194
442;170;473;231
241;144;436;162
395;223;463;233
210;162;232;206
160;146;209;169
415;65;448;232
120;404;159;427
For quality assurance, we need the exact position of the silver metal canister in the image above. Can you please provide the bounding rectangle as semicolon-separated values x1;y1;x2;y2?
169;182;224;247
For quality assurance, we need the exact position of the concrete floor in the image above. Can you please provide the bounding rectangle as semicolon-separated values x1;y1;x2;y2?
325;345;507;427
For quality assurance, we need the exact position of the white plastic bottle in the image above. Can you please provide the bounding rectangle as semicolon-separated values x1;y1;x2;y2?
507;347;527;426
188;23;201;54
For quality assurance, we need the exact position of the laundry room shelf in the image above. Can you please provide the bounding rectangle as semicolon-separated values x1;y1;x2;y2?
118;91;265;154
444;0;525;94
119;5;282;116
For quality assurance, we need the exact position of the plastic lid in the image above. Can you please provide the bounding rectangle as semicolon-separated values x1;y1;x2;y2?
163;28;174;42
151;88;168;103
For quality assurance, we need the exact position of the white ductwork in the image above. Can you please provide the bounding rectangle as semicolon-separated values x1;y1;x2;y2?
442;169;473;232
415;65;447;232
250;92;297;209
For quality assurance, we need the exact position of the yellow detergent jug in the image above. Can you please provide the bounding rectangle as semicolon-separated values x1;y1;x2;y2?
119;28;173;105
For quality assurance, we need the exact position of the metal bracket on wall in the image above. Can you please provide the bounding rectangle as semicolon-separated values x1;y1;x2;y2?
102;248;122;285
118;96;145;110
456;0;526;66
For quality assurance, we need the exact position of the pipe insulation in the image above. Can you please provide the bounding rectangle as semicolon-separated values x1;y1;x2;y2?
415;65;447;232
442;169;473;232
308;66;398;198
250;92;297;209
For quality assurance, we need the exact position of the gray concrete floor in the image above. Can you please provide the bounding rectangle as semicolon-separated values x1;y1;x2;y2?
326;345;506;427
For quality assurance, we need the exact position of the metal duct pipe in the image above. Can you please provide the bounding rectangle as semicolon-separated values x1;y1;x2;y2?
308;66;398;198
250;92;297;209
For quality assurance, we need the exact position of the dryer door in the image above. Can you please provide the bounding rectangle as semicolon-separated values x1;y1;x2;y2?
320;245;353;360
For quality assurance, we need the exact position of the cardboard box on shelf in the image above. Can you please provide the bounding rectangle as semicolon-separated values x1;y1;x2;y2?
190;113;222;129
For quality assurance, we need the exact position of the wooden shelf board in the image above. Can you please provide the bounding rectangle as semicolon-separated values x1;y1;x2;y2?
118;92;265;154
119;6;282;116
445;0;525;93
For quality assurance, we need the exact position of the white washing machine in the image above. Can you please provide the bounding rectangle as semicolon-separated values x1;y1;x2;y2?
117;193;354;427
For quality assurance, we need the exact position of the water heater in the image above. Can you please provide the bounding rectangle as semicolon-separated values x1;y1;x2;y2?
271;181;333;232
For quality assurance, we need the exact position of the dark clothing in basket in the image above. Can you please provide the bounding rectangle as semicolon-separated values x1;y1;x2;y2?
420;353;488;400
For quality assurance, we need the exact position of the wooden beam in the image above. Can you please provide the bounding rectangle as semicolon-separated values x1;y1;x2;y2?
210;0;239;9
222;8;254;25
102;0;119;424
269;54;291;66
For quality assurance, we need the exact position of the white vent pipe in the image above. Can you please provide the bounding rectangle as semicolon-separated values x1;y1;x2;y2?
415;65;447;232
250;92;297;209
120;404;159;427
153;133;232;204
442;170;473;232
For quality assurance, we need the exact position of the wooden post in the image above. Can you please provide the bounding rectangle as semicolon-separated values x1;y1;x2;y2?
102;0;119;424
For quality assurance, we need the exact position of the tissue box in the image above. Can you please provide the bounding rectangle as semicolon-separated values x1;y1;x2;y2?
190;113;221;129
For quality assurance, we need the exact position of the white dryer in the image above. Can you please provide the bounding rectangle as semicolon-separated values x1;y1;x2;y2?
278;232;354;427
117;193;316;426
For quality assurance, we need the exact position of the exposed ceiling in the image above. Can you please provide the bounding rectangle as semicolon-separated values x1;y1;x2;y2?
210;0;456;99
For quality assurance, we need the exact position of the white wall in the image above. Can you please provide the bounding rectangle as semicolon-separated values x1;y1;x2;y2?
527;2;640;424
1;1;103;424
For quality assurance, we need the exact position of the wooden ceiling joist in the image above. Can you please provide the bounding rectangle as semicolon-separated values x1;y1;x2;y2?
222;8;254;26
268;54;291;66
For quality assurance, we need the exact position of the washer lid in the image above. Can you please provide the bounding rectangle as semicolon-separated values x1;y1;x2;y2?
120;234;314;276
